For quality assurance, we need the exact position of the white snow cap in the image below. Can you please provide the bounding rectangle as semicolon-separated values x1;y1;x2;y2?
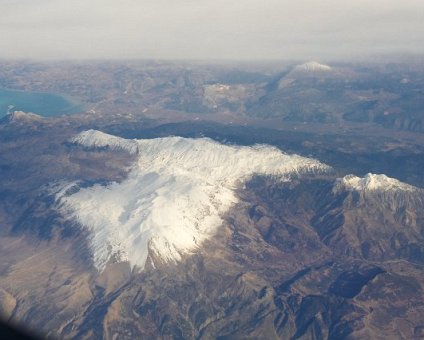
295;61;332;72
59;131;330;271
336;173;417;192
71;129;139;154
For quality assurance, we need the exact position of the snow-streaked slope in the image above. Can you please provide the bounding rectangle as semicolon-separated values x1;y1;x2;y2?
71;129;139;154
335;173;418;192
295;61;332;72
58;131;331;271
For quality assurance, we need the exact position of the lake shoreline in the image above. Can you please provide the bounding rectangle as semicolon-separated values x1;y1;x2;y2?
0;87;85;118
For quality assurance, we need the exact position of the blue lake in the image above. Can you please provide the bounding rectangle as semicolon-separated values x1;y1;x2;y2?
0;88;84;118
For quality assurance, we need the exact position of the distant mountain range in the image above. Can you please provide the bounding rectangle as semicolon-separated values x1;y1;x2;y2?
1;60;423;132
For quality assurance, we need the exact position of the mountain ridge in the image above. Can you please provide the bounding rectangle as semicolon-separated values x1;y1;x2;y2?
58;130;331;271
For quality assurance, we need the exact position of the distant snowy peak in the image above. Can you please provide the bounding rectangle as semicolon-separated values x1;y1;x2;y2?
58;131;331;271
295;61;332;72
71;129;138;154
335;173;418;192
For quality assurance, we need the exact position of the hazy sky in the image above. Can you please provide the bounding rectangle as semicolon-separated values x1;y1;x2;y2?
1;0;423;60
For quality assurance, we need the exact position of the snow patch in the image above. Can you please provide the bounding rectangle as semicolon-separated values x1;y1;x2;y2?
58;132;331;271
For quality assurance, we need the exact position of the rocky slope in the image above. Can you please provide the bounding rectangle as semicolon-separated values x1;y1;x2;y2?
0;122;423;339
10;172;422;339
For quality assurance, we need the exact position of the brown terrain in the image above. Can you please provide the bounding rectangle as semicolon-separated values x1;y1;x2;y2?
0;60;423;339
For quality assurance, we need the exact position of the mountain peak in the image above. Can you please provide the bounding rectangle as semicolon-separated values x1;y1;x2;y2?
70;129;139;154
294;61;332;72
335;173;418;192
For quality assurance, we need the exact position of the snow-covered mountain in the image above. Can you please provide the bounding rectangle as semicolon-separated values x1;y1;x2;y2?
333;173;423;209
335;173;418;192
294;61;332;72
70;129;139;154
58;130;331;271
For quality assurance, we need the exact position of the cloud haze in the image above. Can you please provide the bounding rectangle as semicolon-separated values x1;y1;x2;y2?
0;0;423;60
